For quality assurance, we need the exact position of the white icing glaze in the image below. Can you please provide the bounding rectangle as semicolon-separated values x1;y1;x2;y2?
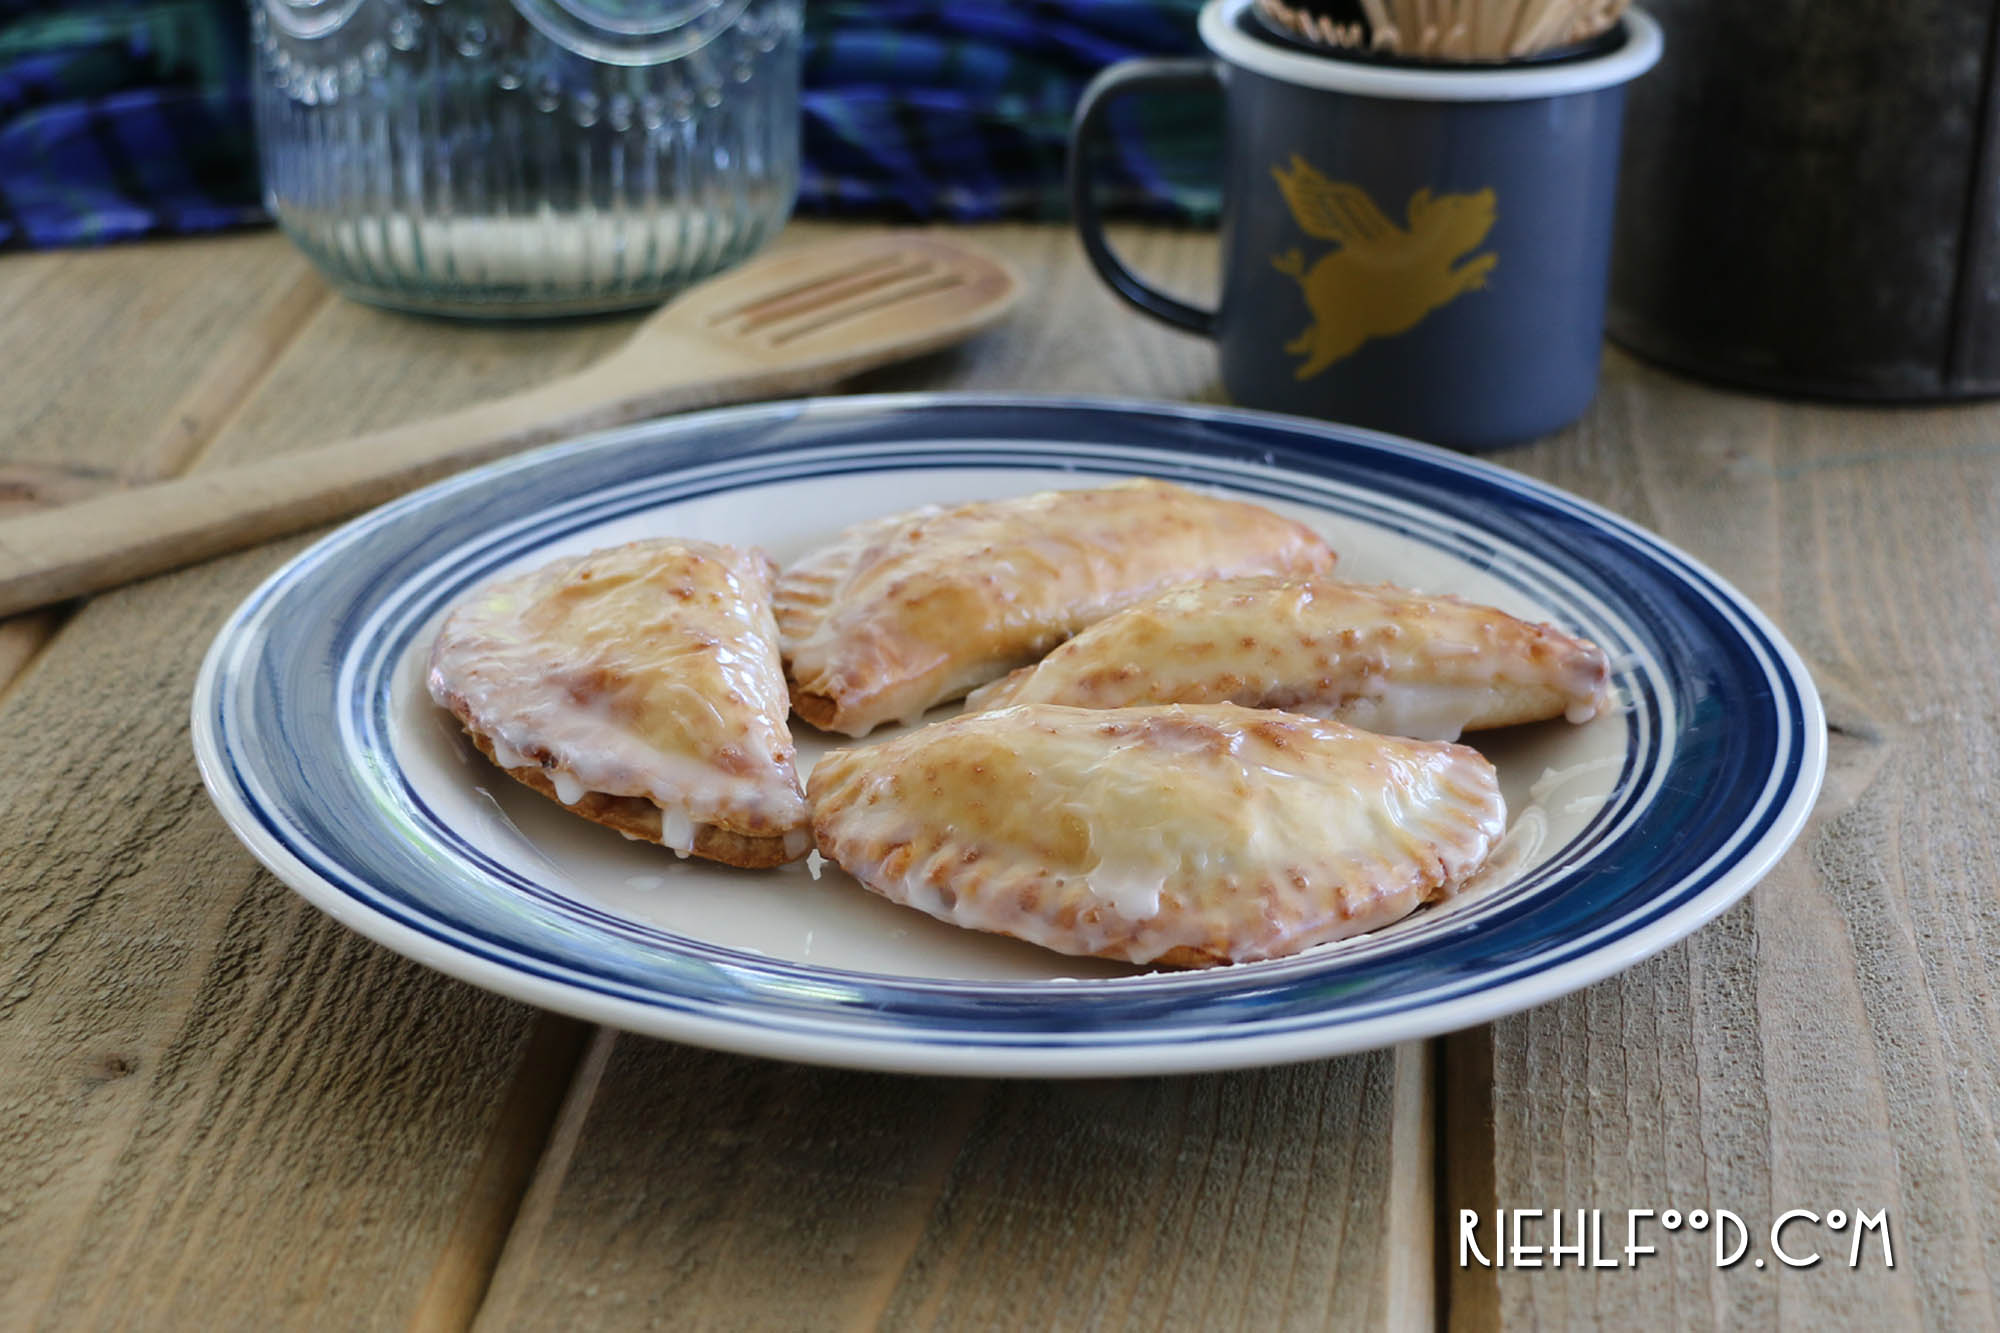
966;576;1612;739
1083;863;1165;922
489;737;530;770
1338;682;1473;743
810;703;1505;966
775;479;1336;736
659;806;698;855
1528;754;1626;807
1460;804;1547;897
428;539;809;851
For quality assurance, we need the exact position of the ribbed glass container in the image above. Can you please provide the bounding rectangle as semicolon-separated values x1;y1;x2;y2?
251;0;800;316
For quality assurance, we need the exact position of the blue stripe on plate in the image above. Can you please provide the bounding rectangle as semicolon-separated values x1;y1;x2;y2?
195;396;1816;1061
349;447;1665;963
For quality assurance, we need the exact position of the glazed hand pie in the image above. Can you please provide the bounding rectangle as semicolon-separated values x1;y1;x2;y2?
966;576;1611;741
808;703;1504;967
775;479;1336;736
428;539;810;868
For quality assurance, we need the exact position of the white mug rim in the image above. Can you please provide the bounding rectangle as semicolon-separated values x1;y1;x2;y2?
1199;0;1663;102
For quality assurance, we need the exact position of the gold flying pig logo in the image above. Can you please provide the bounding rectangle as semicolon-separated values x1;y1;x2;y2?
1269;156;1498;379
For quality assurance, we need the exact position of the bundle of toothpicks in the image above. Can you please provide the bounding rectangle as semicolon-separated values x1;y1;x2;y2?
1259;0;1628;62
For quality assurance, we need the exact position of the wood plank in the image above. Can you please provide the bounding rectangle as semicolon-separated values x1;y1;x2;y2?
476;1041;1432;1332
0;221;1233;1330
473;224;1431;1333
474;1037;1002;1332
55;218;1999;1333
189;278;638;473
1446;352;1998;1329
0;234;320;469
0;610;59;702
0;235;327;698
842;222;1224;400
0;234;645;1329
407;1015;592;1333
0;540;563;1330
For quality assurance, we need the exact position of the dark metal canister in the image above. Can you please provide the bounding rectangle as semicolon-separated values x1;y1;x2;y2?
1610;0;2000;398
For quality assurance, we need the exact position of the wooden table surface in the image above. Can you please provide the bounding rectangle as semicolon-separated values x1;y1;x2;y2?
0;219;1990;1331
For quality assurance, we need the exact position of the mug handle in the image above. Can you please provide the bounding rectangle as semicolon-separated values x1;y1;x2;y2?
1067;58;1223;338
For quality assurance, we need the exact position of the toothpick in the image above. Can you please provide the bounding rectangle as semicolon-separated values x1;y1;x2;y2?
1263;0;1627;62
1356;0;1399;49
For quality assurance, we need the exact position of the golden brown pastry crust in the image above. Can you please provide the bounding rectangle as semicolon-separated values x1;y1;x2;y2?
775;480;1336;736
966;576;1611;738
427;538;809;869
809;703;1505;966
448;718;800;869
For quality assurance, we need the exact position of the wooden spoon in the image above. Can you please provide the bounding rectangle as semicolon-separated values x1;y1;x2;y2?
0;232;1019;618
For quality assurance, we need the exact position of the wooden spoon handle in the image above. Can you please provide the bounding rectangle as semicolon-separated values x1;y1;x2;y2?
0;226;1022;620
0;351;751;620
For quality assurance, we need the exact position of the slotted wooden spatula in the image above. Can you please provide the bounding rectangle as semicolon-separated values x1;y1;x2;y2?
0;232;1019;618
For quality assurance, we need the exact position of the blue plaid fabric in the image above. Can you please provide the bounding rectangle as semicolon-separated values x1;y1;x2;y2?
0;0;260;245
0;0;1219;249
800;1;1216;221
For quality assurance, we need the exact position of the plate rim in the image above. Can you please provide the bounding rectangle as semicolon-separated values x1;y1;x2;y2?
191;391;1825;1077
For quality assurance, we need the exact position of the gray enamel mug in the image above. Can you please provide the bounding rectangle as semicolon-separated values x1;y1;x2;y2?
1068;0;1662;451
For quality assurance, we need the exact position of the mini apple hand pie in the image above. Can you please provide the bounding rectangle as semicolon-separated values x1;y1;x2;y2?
808;703;1504;967
966;576;1611;741
428;539;810;868
775;479;1336;736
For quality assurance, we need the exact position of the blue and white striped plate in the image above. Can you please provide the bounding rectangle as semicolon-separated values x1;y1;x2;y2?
193;396;1823;1076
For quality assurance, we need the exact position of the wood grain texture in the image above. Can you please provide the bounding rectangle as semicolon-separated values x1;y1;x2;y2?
9;222;1997;1332
0;235;327;699
0;223;1263;1332
0;232;1021;618
408;1015;592;1333
0;235;319;471
0;236;638;1329
841;223;1225;400
0;545;563;1331
472;225;1434;1333
476;1040;1432;1332
1446;353;2000;1330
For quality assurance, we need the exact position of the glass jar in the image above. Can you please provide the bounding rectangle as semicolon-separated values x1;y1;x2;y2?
250;0;800;316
